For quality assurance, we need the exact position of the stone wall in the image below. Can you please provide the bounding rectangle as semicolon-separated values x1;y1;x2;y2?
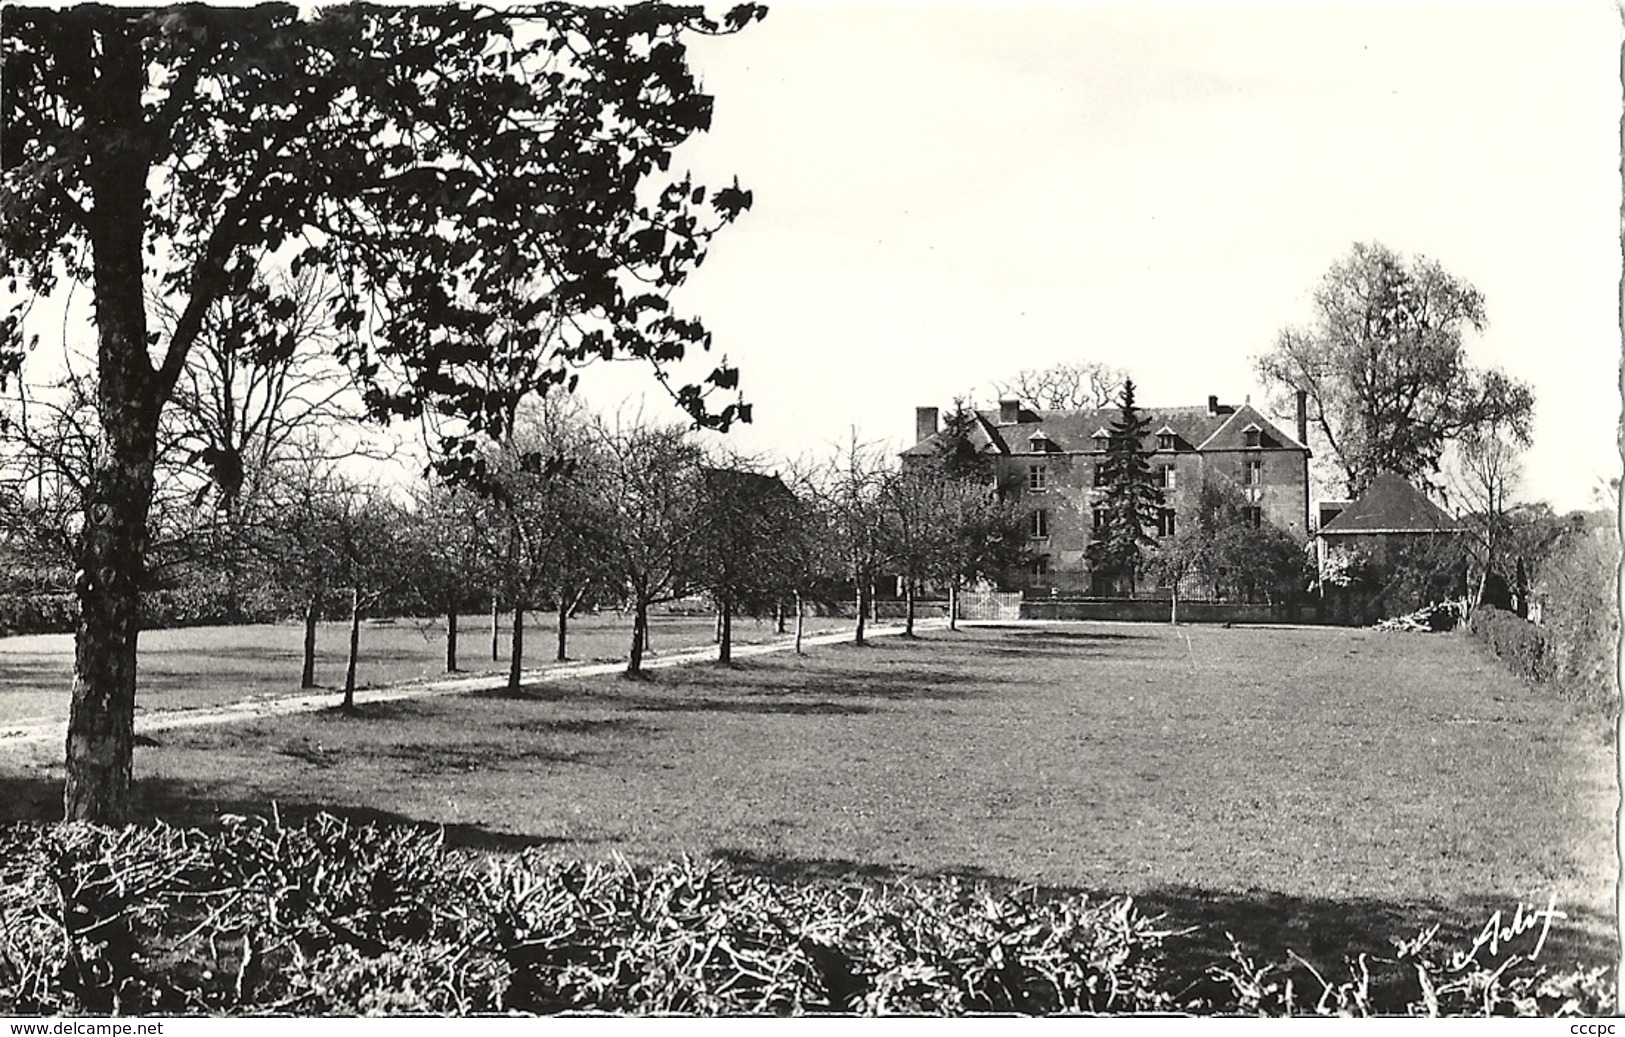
1018;599;1299;624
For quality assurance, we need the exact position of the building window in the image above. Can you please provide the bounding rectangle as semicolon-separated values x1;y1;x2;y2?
1030;508;1050;539
1157;432;1176;451
1158;508;1177;538
1092;464;1107;487
1092;507;1106;531
1244;459;1263;486
1158;464;1176;490
1244;427;1262;448
1243;505;1263;529
1028;464;1048;492
1032;555;1050;578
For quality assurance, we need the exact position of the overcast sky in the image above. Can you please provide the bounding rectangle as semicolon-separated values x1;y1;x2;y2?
583;0;1623;514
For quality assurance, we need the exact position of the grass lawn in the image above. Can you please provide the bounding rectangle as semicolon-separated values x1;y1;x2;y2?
0;621;1614;975
0;611;850;725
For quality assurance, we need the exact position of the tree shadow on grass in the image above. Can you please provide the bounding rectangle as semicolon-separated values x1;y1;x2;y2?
706;847;1618;983
975;645;1139;660
268;736;605;774
476;663;991;716
0;769;584;853
141;644;306;661
306;698;445;721
630;696;885;716
0;660;73;692
973;625;1146;642
0;770;64;824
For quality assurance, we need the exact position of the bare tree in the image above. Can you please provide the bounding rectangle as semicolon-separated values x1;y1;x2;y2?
760;453;843;655
601;421;707;676
328;486;410;711
1444;421;1525;613
151;269;390;622
480;397;617;689
259;449;349;690
158;269;375;505
403;481;491;673
817;432;893;646
694;452;804;663
993;361;1125;411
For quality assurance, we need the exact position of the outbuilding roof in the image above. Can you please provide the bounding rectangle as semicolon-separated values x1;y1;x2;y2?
1317;473;1464;536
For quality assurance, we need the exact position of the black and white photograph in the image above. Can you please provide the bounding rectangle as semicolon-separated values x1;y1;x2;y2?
0;0;1619;1020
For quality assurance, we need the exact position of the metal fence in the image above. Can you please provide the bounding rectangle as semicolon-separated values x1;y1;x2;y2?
955;591;1023;621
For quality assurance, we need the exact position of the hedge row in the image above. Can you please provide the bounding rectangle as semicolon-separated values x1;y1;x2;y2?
1467;604;1617;705
0;593;77;636
1467;606;1549;684
0;814;1612;1017
0;588;289;636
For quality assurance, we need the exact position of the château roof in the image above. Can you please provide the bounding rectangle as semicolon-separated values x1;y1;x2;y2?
902;399;1308;458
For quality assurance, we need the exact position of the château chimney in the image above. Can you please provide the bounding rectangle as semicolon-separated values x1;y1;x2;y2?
915;406;939;444
1295;390;1309;446
1207;394;1220;417
998;398;1020;425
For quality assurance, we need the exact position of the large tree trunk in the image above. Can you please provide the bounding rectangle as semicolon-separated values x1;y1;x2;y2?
64;30;159;824
627;598;649;676
853;579;868;646
508;603;525;692
445;604;459;672
342;585;362;710
904;582;916;636
948;580;959;631
718;598;733;664
301;597;320;689
66;444;156;824
775;600;786;635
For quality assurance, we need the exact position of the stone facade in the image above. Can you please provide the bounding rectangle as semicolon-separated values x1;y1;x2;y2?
905;395;1312;595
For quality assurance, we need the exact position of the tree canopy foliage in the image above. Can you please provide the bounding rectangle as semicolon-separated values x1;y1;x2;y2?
1150;476;1305;609
0;2;764;822
1255;242;1533;498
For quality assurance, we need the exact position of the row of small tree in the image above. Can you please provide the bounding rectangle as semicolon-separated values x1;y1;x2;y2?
2;391;1035;697
1;3;775;822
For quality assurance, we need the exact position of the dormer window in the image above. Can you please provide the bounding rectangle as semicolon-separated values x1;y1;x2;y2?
1154;425;1178;451
1242;422;1262;448
1090;427;1111;448
1027;431;1052;454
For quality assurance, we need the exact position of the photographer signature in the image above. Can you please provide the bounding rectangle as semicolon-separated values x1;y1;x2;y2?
1449;893;1567;970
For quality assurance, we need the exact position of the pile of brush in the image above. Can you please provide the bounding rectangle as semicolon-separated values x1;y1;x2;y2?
1374;599;1468;633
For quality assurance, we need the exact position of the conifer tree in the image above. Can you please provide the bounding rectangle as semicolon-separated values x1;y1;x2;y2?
936;397;989;483
1086;379;1163;594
